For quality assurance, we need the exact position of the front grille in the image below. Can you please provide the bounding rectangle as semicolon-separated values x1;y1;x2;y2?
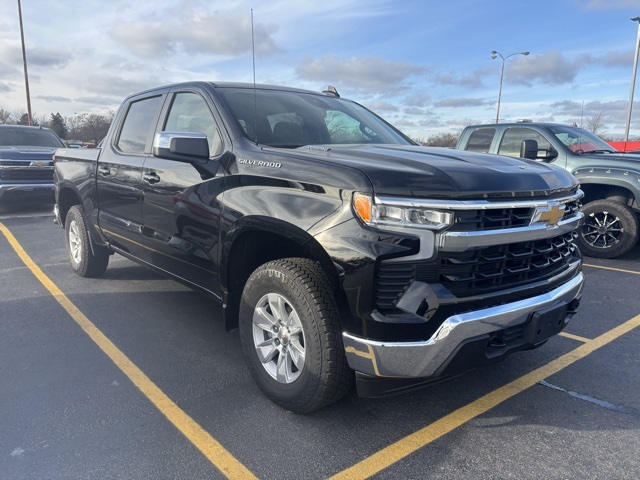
449;199;581;232
376;231;578;311
0;168;54;182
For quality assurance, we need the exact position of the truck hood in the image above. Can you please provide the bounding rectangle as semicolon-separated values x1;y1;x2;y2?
0;146;58;160
310;145;578;198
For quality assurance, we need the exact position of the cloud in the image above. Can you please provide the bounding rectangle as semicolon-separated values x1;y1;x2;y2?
433;67;492;89
0;82;12;93
596;51;634;67
109;8;278;58
578;0;640;9
403;93;430;108
85;74;162;98
295;56;423;93
364;100;400;112
404;106;428;115
434;98;490;108
506;52;580;86
36;95;72;103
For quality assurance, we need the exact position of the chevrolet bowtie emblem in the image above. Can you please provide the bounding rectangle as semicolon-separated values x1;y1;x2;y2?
531;202;565;227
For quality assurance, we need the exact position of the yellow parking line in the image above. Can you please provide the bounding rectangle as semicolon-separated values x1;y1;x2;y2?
0;222;257;480
583;263;640;275
331;314;640;479
558;331;591;343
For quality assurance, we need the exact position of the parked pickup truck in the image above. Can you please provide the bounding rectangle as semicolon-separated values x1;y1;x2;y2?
0;125;65;202
54;82;584;412
456;122;640;258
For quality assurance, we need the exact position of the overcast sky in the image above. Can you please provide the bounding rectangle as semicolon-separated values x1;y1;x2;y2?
1;0;640;139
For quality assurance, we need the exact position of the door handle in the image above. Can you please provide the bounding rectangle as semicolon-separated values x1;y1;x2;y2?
143;172;160;184
98;165;111;176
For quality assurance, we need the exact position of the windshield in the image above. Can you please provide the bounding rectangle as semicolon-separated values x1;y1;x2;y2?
217;87;413;148
547;125;615;154
0;127;65;148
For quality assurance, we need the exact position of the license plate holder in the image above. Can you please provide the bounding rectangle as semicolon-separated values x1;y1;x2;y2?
523;302;568;346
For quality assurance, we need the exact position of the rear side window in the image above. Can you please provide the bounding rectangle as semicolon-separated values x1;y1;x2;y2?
465;128;495;153
117;96;163;154
498;127;552;158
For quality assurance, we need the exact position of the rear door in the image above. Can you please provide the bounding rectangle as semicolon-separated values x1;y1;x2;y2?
140;88;226;296
96;91;167;260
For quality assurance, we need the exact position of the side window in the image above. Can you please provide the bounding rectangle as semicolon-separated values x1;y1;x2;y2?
498;127;552;158
465;128;495;153
117;96;163;154
163;92;222;156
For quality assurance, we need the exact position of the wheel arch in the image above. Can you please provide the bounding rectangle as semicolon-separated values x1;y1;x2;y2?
57;185;82;227
578;179;639;211
220;217;347;332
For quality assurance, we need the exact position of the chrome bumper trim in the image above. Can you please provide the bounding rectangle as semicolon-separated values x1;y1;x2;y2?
343;272;584;378
0;183;55;200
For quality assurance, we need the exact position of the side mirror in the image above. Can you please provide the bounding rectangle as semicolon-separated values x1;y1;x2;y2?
520;139;539;160
153;132;209;164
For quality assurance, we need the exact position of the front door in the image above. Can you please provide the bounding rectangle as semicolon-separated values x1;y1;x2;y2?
140;90;226;296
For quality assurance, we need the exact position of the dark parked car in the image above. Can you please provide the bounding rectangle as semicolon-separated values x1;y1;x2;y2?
0;125;65;202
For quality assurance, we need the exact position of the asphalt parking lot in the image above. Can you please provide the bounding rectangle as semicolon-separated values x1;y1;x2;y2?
1;197;639;480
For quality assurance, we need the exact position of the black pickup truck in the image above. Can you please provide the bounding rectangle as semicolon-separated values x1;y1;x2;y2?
456;122;640;258
54;82;584;412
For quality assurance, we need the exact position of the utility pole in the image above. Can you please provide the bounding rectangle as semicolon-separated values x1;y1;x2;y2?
624;17;640;146
17;0;33;126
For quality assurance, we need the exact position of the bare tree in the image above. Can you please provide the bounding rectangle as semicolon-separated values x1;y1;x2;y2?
586;111;607;137
426;132;459;148
0;109;12;124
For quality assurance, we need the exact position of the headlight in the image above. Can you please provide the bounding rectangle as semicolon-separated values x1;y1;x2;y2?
353;193;454;231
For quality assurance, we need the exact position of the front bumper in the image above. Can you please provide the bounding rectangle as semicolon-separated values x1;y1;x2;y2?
0;183;55;201
343;272;584;379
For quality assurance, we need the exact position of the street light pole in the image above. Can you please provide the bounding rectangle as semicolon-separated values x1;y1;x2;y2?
624;17;640;147
491;50;529;124
17;0;32;126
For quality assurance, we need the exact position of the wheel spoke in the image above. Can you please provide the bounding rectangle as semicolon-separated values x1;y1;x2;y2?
276;349;288;382
268;293;286;323
256;337;276;348
289;338;305;369
257;344;279;364
253;306;277;331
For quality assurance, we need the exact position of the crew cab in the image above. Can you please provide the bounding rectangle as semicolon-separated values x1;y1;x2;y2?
54;82;585;412
456;122;640;258
0;125;65;201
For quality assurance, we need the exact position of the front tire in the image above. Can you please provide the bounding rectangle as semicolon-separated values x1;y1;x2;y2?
239;258;352;413
65;205;109;277
576;199;638;259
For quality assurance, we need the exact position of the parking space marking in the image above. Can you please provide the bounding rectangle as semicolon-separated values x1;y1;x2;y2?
558;331;591;343
583;263;640;275
0;222;257;480
331;313;640;479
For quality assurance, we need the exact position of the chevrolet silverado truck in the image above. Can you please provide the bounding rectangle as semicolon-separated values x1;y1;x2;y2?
456;122;640;258
0;125;65;202
54;82;584;412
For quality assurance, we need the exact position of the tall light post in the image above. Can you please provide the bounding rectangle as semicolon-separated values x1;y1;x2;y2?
624;17;640;146
17;0;32;126
491;50;529;124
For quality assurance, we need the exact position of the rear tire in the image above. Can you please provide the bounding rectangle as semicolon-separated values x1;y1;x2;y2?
239;258;352;413
576;200;638;259
65;205;109;277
